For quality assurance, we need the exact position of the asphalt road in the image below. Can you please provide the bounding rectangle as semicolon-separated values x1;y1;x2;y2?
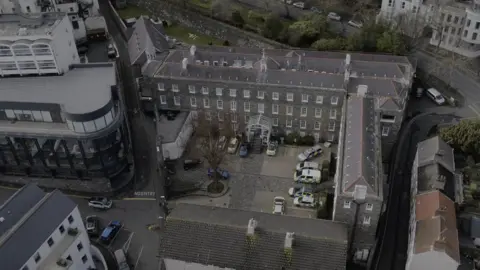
373;113;458;270
0;187;160;270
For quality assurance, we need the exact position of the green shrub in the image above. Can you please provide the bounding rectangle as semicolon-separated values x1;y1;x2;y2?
300;135;315;146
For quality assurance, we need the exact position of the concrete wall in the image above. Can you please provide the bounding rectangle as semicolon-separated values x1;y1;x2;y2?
126;0;290;49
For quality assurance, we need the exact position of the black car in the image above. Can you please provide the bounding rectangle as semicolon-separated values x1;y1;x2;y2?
183;159;203;170
85;215;100;237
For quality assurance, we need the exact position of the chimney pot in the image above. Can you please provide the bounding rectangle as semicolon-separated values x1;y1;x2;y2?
181;58;188;70
247;218;257;236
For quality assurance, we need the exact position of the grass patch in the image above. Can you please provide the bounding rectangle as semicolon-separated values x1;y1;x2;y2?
189;0;212;10
164;24;224;46
116;5;151;19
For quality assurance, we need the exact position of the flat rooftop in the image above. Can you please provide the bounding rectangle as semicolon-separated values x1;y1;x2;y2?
0;63;116;115
157;112;189;143
0;13;66;37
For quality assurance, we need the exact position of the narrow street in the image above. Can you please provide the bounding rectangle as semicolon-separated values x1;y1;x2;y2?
373;113;458;270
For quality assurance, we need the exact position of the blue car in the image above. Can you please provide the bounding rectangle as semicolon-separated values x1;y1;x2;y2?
239;143;248;158
208;168;230;179
100;221;122;244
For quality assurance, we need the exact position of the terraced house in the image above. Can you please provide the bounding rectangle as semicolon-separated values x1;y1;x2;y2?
138;45;415;161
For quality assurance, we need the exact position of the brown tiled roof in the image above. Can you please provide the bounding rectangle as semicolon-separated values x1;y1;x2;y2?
159;204;348;270
414;190;460;263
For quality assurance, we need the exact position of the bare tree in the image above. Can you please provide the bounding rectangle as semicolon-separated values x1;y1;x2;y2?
190;110;239;191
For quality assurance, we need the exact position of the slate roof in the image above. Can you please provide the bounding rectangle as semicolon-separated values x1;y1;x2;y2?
0;184;77;270
159;204;348;270
157;47;412;98
128;16;170;65
414;190;460;264
416;136;455;173
341;94;381;196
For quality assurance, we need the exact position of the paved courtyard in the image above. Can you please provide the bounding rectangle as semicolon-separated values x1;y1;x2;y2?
172;144;335;218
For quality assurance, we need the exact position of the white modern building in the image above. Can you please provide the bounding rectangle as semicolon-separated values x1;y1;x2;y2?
0;12;80;76
0;0;100;44
0;184;95;270
379;0;480;58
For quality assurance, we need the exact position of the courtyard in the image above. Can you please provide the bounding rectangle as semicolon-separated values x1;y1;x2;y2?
170;143;336;219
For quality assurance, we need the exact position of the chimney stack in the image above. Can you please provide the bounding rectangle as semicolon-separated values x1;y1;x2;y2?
182;58;188;70
246;218;257;236
190;45;196;57
345;53;351;66
284;232;295;249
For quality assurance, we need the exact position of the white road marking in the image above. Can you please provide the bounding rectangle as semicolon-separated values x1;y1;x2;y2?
468;104;480;117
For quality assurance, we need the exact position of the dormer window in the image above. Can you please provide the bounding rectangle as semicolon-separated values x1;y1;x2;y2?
222;61;228;67
204;60;210;66
213;61;219;66
195;60;202;65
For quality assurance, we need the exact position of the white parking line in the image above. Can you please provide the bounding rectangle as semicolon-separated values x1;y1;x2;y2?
469;104;480;117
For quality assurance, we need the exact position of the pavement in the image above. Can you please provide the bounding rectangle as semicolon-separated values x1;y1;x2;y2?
0;186;160;270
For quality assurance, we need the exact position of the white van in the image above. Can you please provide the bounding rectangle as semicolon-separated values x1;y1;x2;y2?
426;88;445;105
294;169;321;183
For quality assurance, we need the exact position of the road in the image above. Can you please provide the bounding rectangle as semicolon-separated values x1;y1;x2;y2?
373;113;458;270
415;50;480;117
98;1;165;268
0;187;160;270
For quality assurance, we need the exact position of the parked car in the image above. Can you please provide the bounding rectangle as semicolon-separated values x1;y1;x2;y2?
294;169;321;183
348;20;363;28
227;137;239;154
208;168;230;179
88;197;112;210
297;145;323;162
310;7;322;13
272;196;286;215
266;141;278;156
426;88;446;105
107;44;117;58
100;221;122;243
328;12;341;21
288;184;314;198
296;161;319;172
85;215;100;236
114;249;131;270
183;159;203;170
218;136;227;150
293;2;305;9
294;195;316;208
239;143;248;157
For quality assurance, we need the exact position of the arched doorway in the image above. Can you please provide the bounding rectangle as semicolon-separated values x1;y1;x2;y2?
246;115;272;145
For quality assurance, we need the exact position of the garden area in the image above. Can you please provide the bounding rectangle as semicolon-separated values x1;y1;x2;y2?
116;5;223;46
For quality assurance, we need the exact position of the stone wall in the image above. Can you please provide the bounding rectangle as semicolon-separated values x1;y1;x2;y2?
127;0;291;49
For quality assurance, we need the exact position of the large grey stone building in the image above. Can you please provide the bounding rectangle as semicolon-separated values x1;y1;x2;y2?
136;43;416;259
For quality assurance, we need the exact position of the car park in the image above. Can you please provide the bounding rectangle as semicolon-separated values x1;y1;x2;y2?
272;196;286;215
239;143;248;157
266;141;278;156
297;145;323;162
426;88;446;105
100;221;122;244
85;215;100;237
328;12;341;21
183;159;203;170
348;20;363;28
294;169;321;183
88;197;112;210
293;2;305;9
294;195;316;208
296;161;319;172
227;137;239;154
208;168;230;179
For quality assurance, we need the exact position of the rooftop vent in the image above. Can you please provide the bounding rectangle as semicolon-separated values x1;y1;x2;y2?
247;218;257;236
284;232;295;249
